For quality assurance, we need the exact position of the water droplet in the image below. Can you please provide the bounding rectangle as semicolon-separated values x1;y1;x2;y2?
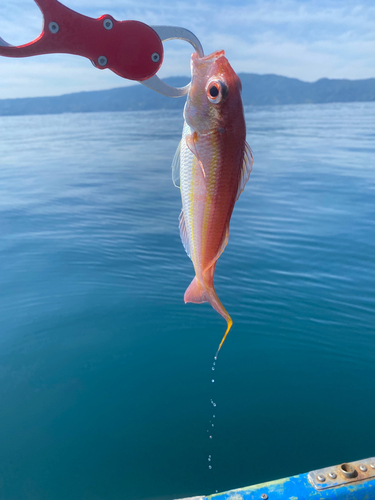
213;415;216;418
212;379;215;383
209;465;212;469
214;356;217;361
213;403;216;407
212;367;215;371
212;423;214;427
208;457;211;461
209;435;212;439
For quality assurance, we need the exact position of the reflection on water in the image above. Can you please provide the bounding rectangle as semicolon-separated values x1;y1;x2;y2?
0;102;374;499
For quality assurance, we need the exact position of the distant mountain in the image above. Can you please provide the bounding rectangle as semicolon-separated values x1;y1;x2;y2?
0;74;374;117
238;74;375;105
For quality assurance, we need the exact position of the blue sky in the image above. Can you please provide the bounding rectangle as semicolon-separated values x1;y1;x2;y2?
0;0;374;98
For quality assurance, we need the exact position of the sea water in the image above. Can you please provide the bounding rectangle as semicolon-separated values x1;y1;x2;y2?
0;102;374;500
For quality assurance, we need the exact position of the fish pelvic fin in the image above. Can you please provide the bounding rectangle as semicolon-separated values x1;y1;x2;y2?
184;275;233;353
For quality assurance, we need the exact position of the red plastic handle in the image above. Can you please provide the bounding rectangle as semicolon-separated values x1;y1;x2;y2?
0;0;164;81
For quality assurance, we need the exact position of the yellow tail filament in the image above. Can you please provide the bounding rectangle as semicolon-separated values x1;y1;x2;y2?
215;317;233;357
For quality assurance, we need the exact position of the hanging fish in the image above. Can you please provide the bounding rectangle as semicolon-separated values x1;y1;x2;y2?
172;50;253;353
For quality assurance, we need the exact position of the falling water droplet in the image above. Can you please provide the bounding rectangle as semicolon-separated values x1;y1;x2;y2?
208;355;220;480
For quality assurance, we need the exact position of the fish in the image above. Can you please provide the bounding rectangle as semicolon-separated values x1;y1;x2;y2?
172;50;253;353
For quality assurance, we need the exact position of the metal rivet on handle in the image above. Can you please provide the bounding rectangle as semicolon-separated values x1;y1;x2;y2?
329;472;337;479
151;52;160;63
371;464;375;469
317;475;326;482
103;19;113;30
260;494;268;500
48;22;59;33
98;56;107;67
359;465;367;472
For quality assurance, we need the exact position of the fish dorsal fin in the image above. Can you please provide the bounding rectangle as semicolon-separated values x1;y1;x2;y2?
203;225;229;274
179;210;191;259
236;141;253;201
172;140;181;188
216;225;229;261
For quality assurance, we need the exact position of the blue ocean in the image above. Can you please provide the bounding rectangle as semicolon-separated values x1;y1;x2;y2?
0;102;374;500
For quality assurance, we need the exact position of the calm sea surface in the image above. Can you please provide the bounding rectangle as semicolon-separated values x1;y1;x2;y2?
0;102;374;500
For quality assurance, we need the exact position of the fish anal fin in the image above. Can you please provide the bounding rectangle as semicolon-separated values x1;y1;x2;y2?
236;141;253;201
172;140;182;188
179;210;191;259
186;132;206;178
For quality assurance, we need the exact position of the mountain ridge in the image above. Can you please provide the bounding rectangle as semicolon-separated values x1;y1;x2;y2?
0;74;374;117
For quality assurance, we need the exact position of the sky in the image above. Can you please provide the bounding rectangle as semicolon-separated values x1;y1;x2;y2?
0;0;374;99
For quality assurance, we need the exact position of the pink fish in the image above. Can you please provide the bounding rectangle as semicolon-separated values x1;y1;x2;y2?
173;50;253;353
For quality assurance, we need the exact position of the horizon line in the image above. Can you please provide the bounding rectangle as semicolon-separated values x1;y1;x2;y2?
1;72;374;102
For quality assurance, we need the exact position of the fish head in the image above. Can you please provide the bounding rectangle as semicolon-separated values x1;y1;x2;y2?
184;50;243;134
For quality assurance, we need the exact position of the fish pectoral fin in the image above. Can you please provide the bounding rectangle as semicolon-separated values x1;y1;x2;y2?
186;132;206;178
172;140;182;188
185;131;197;156
179;210;192;260
236;141;253;201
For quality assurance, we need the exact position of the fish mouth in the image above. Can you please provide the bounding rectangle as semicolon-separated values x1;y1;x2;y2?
191;50;225;69
189;50;226;87
185;50;229;130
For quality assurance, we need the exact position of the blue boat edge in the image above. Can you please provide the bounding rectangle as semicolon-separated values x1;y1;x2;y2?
177;456;375;500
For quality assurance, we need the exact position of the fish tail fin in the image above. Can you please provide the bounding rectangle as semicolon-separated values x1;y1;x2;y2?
215;317;233;357
184;275;233;354
184;276;207;304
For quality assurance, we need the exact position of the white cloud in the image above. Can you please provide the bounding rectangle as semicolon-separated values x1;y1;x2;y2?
0;0;374;98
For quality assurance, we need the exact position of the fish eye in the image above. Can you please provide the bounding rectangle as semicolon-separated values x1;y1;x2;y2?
206;80;227;104
209;86;219;98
